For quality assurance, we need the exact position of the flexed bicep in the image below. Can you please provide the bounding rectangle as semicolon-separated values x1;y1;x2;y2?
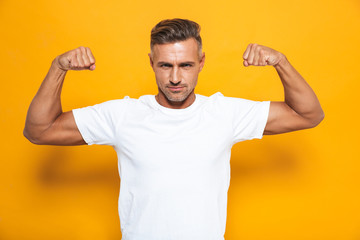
30;111;86;146
264;101;319;135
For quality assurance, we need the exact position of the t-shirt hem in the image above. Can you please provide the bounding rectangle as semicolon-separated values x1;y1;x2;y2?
72;109;94;145
255;100;271;139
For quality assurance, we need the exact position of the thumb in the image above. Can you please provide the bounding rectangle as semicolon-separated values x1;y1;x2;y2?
89;64;96;71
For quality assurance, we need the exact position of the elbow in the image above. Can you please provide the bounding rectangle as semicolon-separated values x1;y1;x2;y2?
23;128;42;145
309;110;325;128
23;128;35;144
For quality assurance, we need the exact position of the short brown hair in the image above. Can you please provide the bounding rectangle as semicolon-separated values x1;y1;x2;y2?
150;18;202;53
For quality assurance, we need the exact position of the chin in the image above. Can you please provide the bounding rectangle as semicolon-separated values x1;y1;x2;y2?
166;96;187;102
165;92;189;102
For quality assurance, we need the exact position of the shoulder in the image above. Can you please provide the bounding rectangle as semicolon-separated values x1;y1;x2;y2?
201;92;270;121
204;92;261;108
73;96;142;121
88;96;146;110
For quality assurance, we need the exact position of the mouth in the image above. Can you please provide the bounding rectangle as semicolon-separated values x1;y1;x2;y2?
168;86;184;92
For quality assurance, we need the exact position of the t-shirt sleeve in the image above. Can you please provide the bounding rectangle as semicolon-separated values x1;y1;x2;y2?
221;95;270;144
72;99;127;146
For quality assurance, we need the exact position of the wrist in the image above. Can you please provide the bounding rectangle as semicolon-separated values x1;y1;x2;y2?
51;56;68;73
274;53;288;69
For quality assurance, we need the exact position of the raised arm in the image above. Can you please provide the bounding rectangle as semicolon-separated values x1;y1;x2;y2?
242;43;324;135
23;46;96;145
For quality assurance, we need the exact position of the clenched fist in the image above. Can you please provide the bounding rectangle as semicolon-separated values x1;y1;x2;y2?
242;43;284;67
54;46;96;71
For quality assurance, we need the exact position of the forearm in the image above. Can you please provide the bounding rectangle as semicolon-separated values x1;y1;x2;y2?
24;57;67;140
274;55;324;125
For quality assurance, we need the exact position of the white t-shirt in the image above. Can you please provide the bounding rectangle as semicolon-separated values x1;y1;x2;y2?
72;92;270;240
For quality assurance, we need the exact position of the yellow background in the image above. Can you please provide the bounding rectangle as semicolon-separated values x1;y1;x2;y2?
1;0;359;239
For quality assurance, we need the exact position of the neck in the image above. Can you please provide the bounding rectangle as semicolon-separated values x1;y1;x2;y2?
155;91;196;109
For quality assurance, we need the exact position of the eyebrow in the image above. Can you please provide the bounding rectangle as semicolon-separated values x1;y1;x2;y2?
157;61;196;66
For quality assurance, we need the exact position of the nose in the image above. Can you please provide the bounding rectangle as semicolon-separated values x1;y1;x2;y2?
170;67;181;85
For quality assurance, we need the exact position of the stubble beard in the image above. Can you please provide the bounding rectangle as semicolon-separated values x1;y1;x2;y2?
161;85;193;103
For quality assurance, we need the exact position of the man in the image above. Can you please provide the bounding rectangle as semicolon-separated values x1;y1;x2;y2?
24;18;324;240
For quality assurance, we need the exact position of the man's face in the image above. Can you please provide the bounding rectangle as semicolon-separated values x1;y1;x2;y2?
149;38;205;107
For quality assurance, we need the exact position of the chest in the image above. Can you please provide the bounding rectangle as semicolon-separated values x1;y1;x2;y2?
115;110;232;170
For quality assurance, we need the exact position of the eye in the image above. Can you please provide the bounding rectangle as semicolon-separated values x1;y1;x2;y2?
181;63;193;68
160;63;172;68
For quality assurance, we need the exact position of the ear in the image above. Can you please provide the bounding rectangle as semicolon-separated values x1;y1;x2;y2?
148;53;154;70
199;52;205;72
